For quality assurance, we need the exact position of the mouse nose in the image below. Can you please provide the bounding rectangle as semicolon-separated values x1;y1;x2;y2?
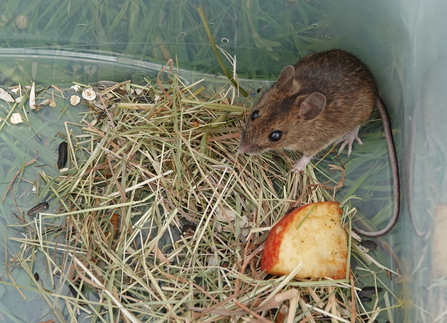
238;141;257;154
238;143;249;154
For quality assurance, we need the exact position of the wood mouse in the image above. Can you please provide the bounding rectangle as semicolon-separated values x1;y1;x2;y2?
238;49;400;237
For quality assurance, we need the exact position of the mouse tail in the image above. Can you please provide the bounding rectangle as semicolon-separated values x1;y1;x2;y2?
353;98;400;237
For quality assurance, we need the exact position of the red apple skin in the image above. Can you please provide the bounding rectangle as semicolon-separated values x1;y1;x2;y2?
261;201;347;279
260;204;309;272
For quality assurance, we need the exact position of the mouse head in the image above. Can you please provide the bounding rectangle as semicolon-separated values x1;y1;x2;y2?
239;65;327;155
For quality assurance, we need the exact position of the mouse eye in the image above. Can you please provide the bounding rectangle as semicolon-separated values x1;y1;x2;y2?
251;110;259;121
269;131;283;142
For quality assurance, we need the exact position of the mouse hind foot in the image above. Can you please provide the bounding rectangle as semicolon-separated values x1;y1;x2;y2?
336;126;363;156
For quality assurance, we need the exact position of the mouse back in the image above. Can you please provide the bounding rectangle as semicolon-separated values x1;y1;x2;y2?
239;49;378;157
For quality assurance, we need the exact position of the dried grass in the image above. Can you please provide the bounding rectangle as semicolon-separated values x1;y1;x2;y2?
6;62;399;323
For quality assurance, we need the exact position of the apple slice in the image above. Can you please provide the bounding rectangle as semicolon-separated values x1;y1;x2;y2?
261;201;348;279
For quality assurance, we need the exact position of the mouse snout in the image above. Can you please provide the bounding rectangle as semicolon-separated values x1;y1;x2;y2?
238;142;251;154
238;140;258;155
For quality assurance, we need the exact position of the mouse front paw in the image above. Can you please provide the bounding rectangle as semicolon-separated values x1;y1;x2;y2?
292;155;311;172
336;125;363;156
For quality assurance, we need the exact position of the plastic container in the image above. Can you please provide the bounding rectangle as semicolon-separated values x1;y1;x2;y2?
0;0;445;322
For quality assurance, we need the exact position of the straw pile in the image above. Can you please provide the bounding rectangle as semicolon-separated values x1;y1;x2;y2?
7;61;397;323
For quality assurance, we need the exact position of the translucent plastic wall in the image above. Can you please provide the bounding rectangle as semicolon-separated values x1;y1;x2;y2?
324;1;447;321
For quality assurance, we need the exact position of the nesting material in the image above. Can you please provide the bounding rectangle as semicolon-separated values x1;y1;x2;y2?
261;201;348;279
6;65;394;322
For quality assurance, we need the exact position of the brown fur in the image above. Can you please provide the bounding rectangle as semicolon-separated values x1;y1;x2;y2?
239;49;401;238
239;49;377;157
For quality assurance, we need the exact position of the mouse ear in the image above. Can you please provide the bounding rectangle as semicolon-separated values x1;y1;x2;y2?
277;66;295;89
299;92;326;120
